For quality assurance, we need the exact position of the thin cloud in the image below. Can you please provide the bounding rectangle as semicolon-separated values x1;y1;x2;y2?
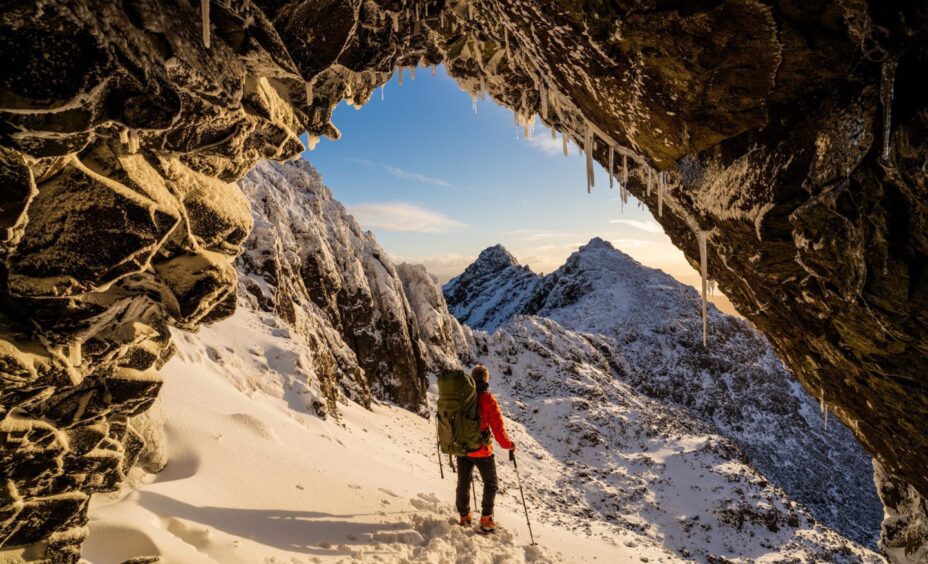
610;238;654;250
349;202;465;233
505;230;577;241
383;166;451;187
528;130;575;156
342;158;452;187
608;219;664;234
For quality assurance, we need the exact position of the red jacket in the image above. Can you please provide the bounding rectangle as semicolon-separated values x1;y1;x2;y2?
467;391;514;457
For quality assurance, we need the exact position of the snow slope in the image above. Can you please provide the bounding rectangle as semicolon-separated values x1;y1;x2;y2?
445;238;883;547
84;298;882;564
83;304;646;564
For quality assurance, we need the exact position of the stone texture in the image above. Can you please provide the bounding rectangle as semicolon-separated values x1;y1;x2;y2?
0;0;925;561
237;159;455;414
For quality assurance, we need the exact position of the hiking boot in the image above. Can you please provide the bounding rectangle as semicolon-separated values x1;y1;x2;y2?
479;515;496;533
458;513;472;526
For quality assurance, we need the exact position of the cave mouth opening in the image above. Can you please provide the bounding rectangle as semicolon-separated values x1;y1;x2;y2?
301;63;739;316
1;0;926;561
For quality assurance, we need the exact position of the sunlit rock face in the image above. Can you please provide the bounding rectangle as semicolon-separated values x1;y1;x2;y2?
0;0;926;561
238;159;463;414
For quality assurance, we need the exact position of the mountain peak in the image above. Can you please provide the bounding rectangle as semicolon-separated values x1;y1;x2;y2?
580;237;615;251
474;244;520;270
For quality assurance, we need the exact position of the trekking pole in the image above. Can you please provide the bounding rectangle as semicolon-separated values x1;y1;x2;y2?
509;449;536;545
434;406;445;479
472;477;478;514
437;440;444;479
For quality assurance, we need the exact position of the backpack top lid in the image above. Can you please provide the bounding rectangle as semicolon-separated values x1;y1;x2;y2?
437;369;475;398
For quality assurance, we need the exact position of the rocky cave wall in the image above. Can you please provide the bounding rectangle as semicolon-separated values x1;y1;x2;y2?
0;0;926;561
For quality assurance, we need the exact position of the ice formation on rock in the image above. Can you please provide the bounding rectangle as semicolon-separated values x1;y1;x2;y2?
0;0;926;560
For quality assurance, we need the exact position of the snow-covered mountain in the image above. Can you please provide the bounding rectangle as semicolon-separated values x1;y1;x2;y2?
237;159;465;414
445;238;883;547
86;160;884;563
444;244;542;331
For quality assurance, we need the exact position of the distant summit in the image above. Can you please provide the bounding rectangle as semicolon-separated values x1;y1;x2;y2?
475;244;520;269
442;245;541;331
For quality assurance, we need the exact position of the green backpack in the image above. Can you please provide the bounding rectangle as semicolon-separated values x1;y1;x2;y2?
436;369;490;456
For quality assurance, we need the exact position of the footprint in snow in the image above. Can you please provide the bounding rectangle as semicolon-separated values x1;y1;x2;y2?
378;488;398;497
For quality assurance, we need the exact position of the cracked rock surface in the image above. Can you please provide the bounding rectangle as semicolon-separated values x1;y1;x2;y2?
0;0;926;561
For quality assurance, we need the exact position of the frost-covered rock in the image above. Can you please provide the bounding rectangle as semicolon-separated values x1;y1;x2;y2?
443;245;542;331
448;239;883;547
396;263;474;373
238;159;464;413
875;460;928;564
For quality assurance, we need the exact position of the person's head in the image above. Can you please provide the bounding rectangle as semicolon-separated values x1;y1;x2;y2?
472;364;490;385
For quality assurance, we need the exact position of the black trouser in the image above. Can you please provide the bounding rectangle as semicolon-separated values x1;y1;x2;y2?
455;455;498;517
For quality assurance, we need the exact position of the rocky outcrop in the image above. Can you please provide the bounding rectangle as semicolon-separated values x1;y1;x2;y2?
446;240;883;547
238;159;447;413
396;263;474;373
875;460;928;564
443;245;541;331
1;0;926;560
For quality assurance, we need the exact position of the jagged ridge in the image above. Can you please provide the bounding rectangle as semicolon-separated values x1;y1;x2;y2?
446;240;883;546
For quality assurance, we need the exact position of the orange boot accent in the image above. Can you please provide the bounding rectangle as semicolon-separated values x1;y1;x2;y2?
458;513;472;526
479;515;496;533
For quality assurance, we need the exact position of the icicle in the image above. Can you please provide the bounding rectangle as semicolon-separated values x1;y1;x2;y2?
381;84;385;101
562;134;568;156
431;65;437;76
127;129;140;154
415;3;420;21
398;67;404;86
621;154;628;185
391;11;400;32
708;279;716;296
646;167;652;196
539;81;548;121
880;59;898;162
305;81;314;104
307;135;319;151
410;66;416;80
201;0;210;48
657;172;664;217
118;129;129;146
504;28;511;60
608;146;614;189
824;407;829;431
480;75;486;96
584;123;595;193
472;95;478;114
440;10;445;29
550;127;556;140
698;230;708;347
468;1;473;19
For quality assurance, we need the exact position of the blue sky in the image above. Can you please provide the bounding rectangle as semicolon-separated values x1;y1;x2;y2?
300;66;734;313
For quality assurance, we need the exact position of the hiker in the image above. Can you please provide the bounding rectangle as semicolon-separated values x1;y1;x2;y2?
455;364;515;533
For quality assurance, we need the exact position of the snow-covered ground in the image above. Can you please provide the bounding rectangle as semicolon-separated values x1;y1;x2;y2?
84;300;882;564
83;306;647;563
